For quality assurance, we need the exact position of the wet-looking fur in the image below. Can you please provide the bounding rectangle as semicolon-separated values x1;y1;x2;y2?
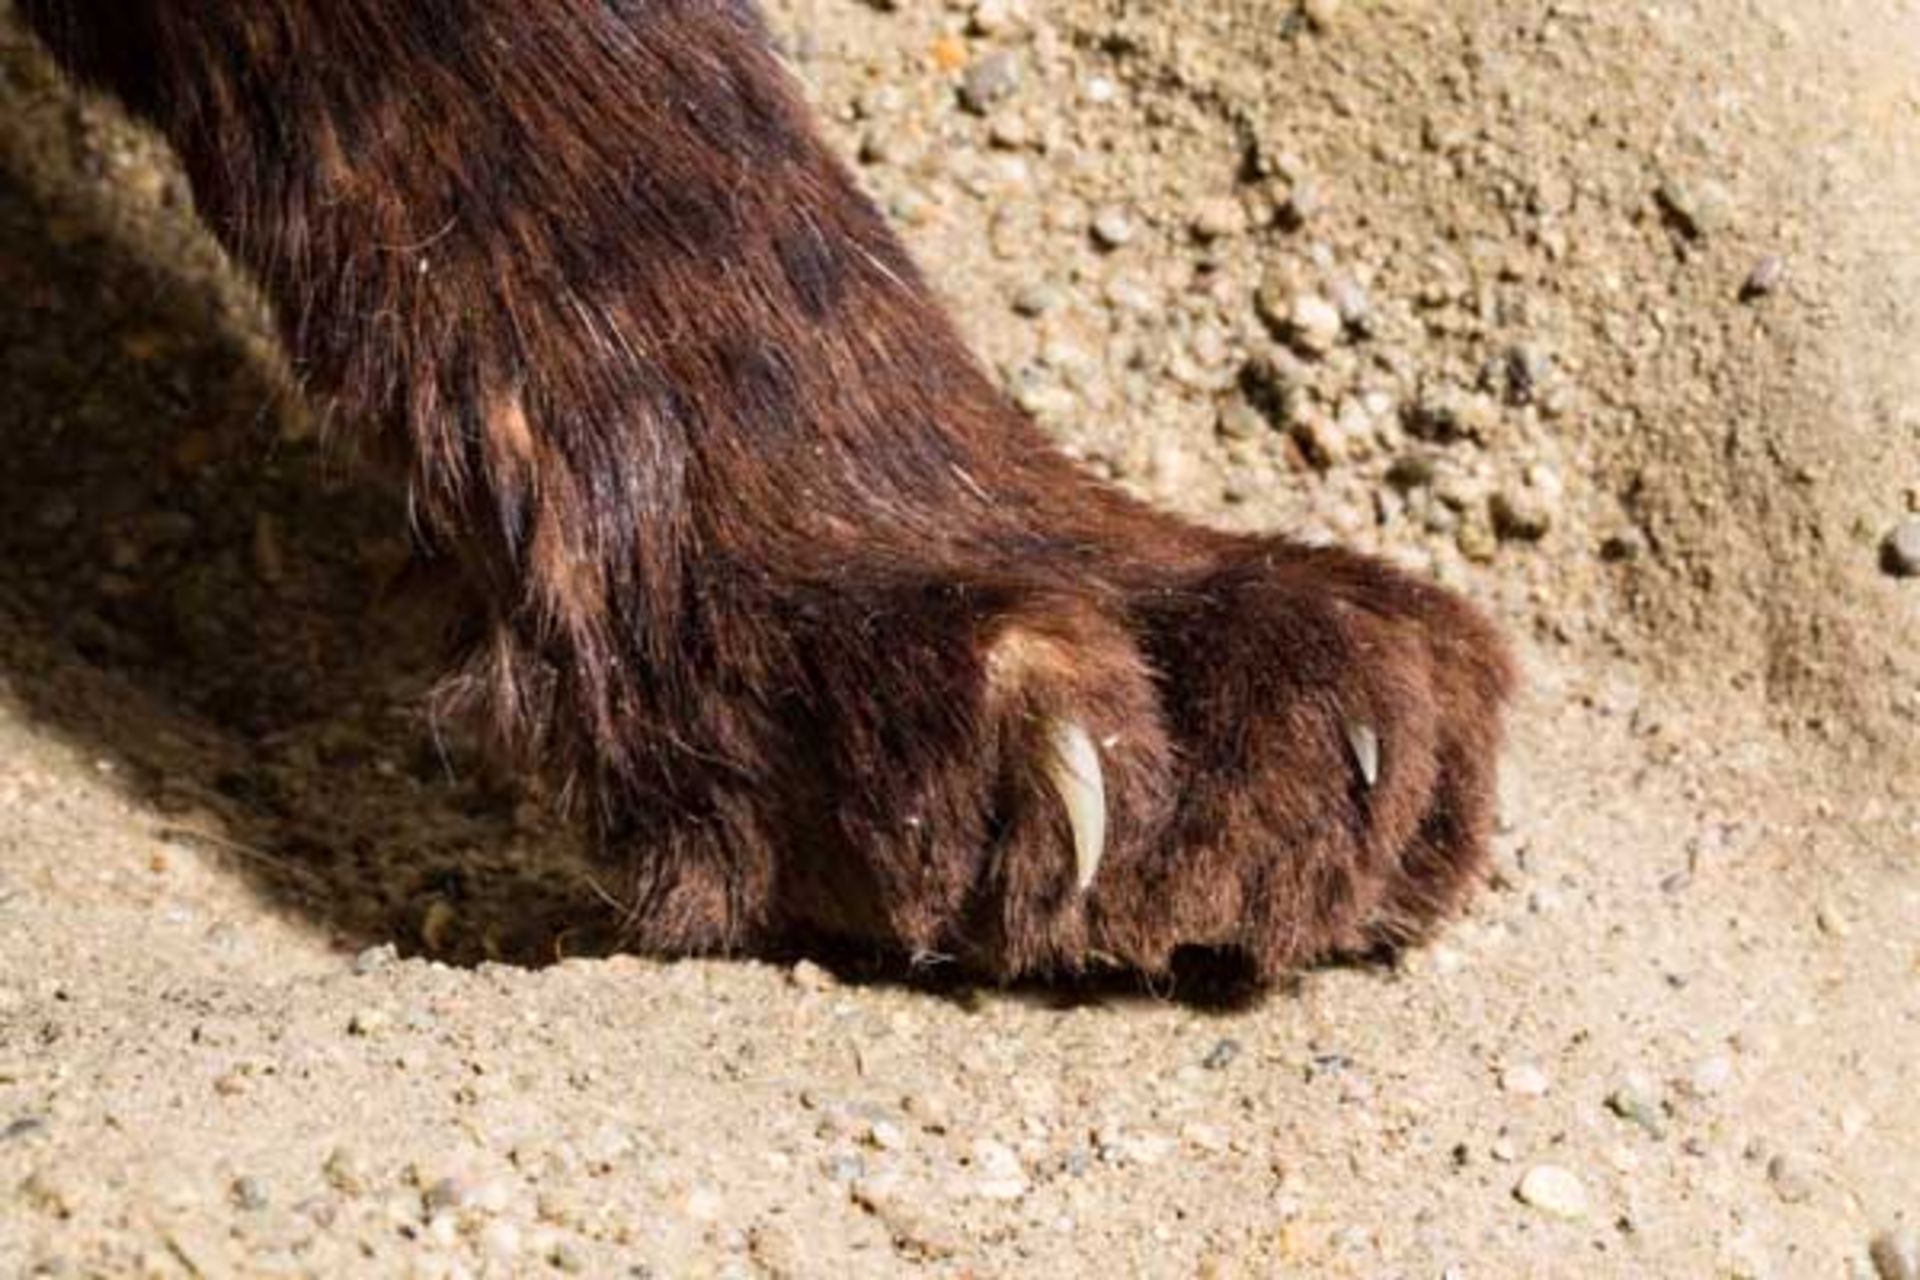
21;0;1515;982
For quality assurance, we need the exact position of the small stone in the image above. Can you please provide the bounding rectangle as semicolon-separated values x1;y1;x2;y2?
986;115;1030;149
2;1117;48;1143
931;34;968;73
1874;1230;1920;1280
1501;344;1552;405
1686;1055;1734;1098
684;1185;723;1222
1456;519;1499;563
423;1177;472;1213
1090;206;1137;249
866;1120;907;1151
968;0;1026;37
1607;1076;1667;1138
347;1008;391;1037
859;128;909;167
1500;1064;1550;1097
1741;255;1786;300
1881;519;1920;578
1514;1165;1589;1219
1327;275;1372;333
323;1148;371;1196
1491;466;1561;542
480;1220;522;1262
959;51;1022;114
1290;407;1346;469
1202;1039;1242;1071
789;959;835;991
1285;294;1344;356
1656;175;1736;239
1011;283;1060;317
1765;1151;1816;1204
1191;196;1248;241
969;1139;1028;1200
1281;178;1326;228
18;1170;73;1219
1300;0;1343;31
230;1176;270;1211
352;944;399;976
1217;398;1267;442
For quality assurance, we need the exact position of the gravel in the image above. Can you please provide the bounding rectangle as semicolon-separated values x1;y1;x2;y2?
1514;1165;1589;1219
1882;520;1920;577
1499;1063;1551;1097
959;51;1022;114
1089;205;1137;249
1765;1150;1816;1203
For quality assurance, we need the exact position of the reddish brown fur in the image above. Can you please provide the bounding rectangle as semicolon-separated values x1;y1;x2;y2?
23;0;1515;982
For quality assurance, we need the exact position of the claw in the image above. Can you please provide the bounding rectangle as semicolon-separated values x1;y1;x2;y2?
1042;718;1106;891
1347;721;1381;789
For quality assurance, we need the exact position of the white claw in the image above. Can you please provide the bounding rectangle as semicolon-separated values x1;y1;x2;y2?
1043;718;1106;892
1347;721;1381;789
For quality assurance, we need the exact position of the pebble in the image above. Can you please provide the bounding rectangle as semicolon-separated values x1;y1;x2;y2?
1282;178;1327;228
1882;520;1920;577
480;1220;522;1263
1873;1229;1920;1280
230;1176;270;1211
969;1138;1028;1200
1686;1054;1734;1099
789;959;835;991
1289;294;1344;356
1011;282;1061;317
323;1148;372;1196
1500;1064;1551;1097
1090;206;1137;249
865;1119;907;1152
1501;343;1552;405
2;1117;48;1143
1301;0;1343;31
1656;174;1735;239
1765;1151;1815;1204
1490;465;1561;542
1607;1075;1667;1138
1191;195;1248;241
1514;1165;1589;1219
1202;1038;1243;1071
1741;255;1786;300
1327;274;1373;333
968;0;1026;37
960;51;1022;114
352;944;399;976
1291;407;1347;468
347;1008;391;1037
1217;398;1267;442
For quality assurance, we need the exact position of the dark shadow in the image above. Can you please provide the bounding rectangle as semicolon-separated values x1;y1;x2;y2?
795;941;1289;1014
0;88;622;968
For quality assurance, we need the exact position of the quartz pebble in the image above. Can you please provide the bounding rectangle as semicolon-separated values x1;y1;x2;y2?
1515;1165;1589;1219
1500;1064;1551;1097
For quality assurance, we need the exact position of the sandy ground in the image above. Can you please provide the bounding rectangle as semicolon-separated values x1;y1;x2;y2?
0;0;1916;1276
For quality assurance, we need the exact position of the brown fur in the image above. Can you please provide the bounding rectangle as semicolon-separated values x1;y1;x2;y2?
22;0;1516;982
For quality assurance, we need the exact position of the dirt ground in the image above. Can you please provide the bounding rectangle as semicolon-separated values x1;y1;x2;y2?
0;0;1915;1276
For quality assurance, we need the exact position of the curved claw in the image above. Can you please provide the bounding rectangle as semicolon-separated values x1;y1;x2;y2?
1347;721;1381;789
1042;718;1106;892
